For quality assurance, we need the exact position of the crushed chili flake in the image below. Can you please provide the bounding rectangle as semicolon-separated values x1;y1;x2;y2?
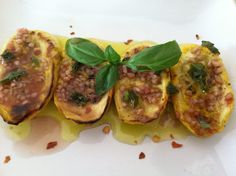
195;34;200;40
225;93;234;105
70;32;75;35
171;141;183;148
139;152;145;159
46;141;58;150
3;155;11;164
152;135;161;143
102;126;110;134
124;39;133;45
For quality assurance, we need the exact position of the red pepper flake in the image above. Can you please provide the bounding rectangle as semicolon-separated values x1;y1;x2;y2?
124;39;133;45
195;34;200;40
225;93;234;105
70;32;75;35
102;126;110;134
139;152;145;159
171;141;183;148
46;141;58;150
3;155;11;164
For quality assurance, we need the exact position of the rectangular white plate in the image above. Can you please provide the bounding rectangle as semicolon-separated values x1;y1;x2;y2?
0;0;236;175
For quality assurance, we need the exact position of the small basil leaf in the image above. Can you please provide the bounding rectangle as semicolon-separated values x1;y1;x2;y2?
70;92;88;106
198;117;210;129
167;82;179;95
0;69;27;84
201;41;220;54
1;50;15;61
66;38;105;67
126;40;181;72
188;63;208;91
104;45;120;64
95;64;119;95
123;90;139;108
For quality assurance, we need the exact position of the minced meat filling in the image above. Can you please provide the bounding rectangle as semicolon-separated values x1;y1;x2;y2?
56;60;102;105
0;28;47;110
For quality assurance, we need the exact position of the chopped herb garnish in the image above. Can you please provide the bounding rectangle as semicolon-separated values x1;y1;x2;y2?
201;41;220;54
0;69;27;84
71;61;82;73
32;57;40;67
123;90;139;108
167;82;179;95
198;117;210;129
70;92;88;106
1;50;15;61
188;63;208;92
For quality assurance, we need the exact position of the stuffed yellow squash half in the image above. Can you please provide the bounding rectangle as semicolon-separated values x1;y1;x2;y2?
115;43;174;124
0;28;60;124
54;38;113;123
171;43;234;136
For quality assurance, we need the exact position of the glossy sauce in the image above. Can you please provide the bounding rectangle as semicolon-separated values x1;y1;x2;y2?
4;36;191;144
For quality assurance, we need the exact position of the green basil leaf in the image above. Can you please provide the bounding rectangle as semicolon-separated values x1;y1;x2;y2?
66;38;105;67
1;50;15;61
167;82;179;95
31;57;40;67
188;63;208;91
104;45;120;64
70;92;89;106
198;117;210;129
0;69;27;84
126;40;181;72
201;41;220;54
95;64;119;95
122;90;139;108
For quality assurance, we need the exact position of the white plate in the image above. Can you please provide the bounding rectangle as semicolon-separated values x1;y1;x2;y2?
0;0;236;175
